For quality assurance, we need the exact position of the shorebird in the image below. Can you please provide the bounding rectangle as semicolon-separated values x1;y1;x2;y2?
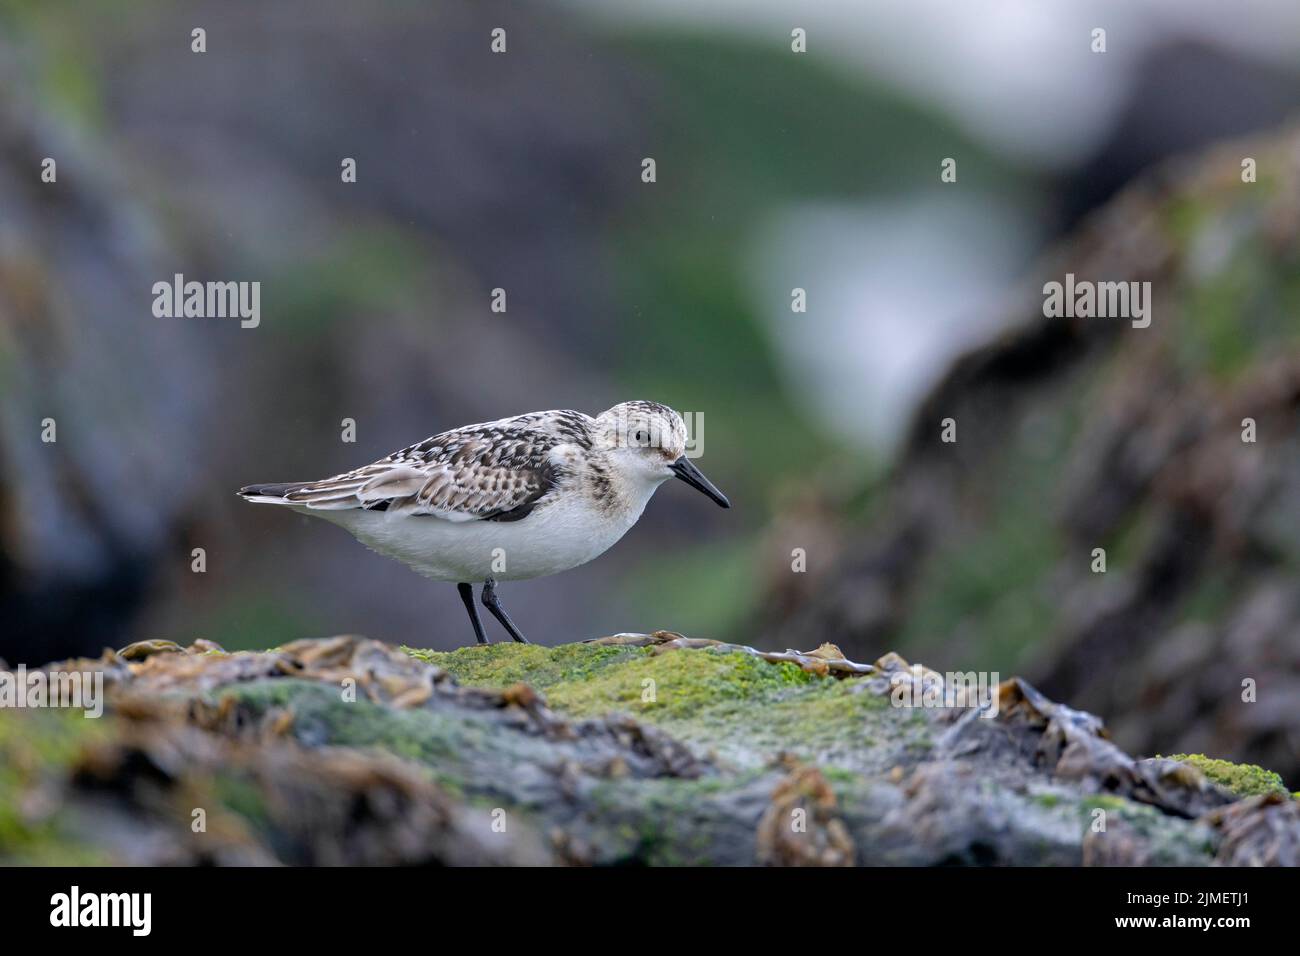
239;401;729;645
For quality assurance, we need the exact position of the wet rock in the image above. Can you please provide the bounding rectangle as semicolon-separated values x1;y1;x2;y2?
1203;792;1300;866
587;630;876;676
756;763;855;867
3;634;1292;865
70;700;551;865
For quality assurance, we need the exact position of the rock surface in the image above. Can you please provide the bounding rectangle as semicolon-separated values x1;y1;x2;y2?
2;633;1294;865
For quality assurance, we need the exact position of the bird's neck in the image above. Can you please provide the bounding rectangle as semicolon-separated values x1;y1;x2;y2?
580;450;663;521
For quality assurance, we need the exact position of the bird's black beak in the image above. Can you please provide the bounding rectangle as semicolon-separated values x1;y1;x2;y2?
670;457;730;508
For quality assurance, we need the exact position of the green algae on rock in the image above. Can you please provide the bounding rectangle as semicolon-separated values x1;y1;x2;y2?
405;641;646;694
0;709;114;865
3;634;1296;866
1162;753;1289;799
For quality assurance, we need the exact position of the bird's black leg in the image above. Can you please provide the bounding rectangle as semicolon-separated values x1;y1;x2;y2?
481;578;530;644
457;582;488;645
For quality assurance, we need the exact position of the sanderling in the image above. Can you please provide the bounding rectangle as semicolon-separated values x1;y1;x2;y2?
239;401;729;645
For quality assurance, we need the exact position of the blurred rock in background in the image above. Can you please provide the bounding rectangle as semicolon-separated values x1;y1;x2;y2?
757;129;1300;785
0;49;214;663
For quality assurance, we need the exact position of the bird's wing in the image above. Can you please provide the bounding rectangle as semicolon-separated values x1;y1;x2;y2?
265;412;589;522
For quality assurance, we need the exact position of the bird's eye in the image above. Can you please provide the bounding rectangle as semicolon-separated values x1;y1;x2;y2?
633;429;649;446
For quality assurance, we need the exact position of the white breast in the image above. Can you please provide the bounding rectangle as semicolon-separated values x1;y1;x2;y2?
309;480;659;582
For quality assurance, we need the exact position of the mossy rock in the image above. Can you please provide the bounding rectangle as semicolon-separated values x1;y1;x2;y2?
3;636;1294;865
1162;753;1289;799
0;710;113;865
413;642;910;773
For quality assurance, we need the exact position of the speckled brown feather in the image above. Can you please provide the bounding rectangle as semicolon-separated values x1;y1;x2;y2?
256;410;594;521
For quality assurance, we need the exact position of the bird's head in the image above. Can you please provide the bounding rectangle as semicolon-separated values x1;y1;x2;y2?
593;401;730;508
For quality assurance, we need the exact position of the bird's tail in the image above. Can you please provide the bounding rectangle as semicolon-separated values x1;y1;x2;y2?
238;482;311;504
